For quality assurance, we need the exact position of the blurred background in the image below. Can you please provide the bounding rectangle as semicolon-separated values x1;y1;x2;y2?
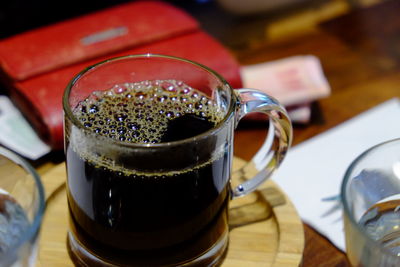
0;0;388;49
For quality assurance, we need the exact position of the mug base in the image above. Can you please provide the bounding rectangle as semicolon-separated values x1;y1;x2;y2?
67;230;229;267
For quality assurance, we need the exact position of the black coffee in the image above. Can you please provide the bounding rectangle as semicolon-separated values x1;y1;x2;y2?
66;80;231;266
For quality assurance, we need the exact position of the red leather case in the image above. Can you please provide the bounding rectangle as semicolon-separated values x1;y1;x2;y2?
0;1;242;150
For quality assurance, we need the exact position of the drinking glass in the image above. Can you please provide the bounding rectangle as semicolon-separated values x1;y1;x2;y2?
63;54;292;266
342;138;400;266
0;147;45;267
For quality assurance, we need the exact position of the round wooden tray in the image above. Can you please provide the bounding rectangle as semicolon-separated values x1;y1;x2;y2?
36;158;304;267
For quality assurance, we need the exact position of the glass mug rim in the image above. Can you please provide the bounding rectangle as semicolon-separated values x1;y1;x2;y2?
340;137;400;257
63;54;237;149
0;146;45;256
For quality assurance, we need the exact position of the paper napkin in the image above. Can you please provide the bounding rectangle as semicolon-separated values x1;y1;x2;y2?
0;96;50;160
272;98;400;251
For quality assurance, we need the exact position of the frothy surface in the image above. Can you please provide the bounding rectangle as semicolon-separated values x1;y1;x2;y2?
73;80;223;144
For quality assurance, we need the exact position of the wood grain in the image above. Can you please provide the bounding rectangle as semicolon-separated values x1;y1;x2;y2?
37;158;304;266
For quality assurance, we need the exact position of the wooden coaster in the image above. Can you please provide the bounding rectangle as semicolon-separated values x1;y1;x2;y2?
36;157;304;267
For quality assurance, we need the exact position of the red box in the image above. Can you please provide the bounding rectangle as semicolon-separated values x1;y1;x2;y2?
0;1;242;150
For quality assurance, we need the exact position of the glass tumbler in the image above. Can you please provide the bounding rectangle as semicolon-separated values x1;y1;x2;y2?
0;147;45;267
342;138;400;266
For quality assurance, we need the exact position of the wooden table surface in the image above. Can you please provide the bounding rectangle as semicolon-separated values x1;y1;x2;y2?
3;0;399;266
216;0;400;266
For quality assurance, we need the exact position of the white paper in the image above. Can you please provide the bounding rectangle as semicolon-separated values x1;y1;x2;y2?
287;104;312;124
272;98;400;251
0;96;50;160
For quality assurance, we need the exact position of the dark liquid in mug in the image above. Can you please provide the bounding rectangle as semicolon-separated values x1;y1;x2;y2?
66;80;231;266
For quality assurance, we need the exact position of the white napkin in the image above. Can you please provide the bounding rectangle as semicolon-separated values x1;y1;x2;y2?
0;96;50;160
272;98;400;251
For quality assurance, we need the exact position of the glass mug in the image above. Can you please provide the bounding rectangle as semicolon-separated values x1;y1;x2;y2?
63;54;292;266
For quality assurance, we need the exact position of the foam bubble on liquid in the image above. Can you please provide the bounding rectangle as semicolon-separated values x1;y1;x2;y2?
69;80;227;177
74;80;223;144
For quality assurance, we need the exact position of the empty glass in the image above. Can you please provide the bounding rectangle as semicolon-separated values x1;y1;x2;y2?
342;138;400;266
0;147;45;267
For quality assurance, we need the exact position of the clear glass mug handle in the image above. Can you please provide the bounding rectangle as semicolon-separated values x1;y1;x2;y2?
232;89;293;198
